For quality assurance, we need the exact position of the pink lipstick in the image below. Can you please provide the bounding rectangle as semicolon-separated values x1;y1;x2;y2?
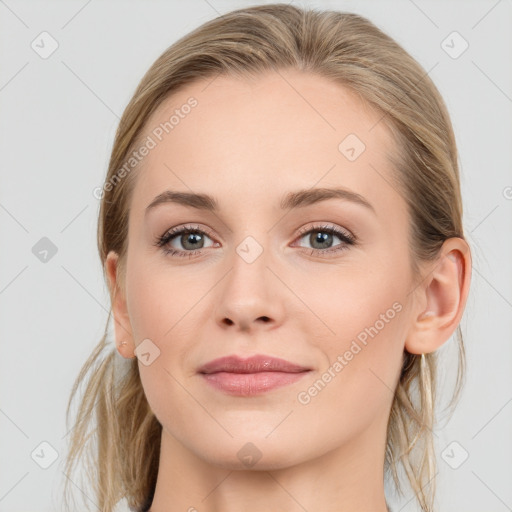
198;354;311;396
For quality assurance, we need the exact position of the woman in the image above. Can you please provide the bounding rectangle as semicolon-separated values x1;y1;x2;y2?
64;4;472;512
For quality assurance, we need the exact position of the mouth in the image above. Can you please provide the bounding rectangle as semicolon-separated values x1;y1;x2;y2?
198;354;312;396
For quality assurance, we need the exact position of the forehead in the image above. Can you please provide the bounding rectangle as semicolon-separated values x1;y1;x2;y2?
130;69;402;217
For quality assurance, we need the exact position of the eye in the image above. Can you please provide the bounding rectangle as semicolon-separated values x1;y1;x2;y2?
293;224;356;256
154;224;218;258
154;223;356;259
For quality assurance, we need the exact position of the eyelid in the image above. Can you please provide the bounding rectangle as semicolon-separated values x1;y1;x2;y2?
158;223;354;244
161;223;217;241
295;222;355;241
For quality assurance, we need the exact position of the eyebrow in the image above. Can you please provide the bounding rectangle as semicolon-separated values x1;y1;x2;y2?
145;187;376;216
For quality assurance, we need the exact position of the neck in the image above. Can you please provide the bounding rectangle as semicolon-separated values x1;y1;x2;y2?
147;422;390;512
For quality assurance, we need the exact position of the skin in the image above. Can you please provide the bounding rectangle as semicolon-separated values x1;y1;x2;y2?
106;69;471;512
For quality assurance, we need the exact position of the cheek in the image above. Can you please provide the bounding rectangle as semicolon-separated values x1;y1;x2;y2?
294;259;407;346
293;262;408;405
125;253;208;343
124;257;212;414
124;263;200;435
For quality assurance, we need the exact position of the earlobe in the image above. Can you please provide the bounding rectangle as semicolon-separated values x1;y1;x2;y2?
105;251;136;359
405;239;471;355
117;340;136;359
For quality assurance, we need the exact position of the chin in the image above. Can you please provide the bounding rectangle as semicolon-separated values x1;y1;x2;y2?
189;434;305;471
203;449;301;472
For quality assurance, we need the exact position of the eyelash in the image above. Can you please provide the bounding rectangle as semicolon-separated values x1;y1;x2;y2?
154;223;357;259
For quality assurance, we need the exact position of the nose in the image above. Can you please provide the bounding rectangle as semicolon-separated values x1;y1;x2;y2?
214;241;286;333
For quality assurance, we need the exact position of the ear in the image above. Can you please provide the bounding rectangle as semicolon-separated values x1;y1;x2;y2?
405;238;472;355
105;250;136;359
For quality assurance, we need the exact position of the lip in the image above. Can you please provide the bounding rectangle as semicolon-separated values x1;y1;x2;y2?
198;355;311;396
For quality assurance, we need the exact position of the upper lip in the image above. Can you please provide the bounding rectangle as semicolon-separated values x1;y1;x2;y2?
198;355;311;374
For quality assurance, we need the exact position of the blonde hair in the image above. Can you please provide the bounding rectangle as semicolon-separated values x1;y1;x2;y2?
63;4;468;512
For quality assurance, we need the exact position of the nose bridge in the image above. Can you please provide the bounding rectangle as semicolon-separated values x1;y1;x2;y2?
231;233;271;303
215;233;284;330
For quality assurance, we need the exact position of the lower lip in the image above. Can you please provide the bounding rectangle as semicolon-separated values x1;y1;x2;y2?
200;371;310;396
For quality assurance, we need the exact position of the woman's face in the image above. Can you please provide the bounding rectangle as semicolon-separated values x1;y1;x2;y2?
112;69;421;469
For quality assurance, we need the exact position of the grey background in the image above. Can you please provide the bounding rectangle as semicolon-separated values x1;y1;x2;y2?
1;0;511;511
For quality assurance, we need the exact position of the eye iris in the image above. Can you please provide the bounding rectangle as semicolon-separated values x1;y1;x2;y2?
311;231;333;249
182;232;204;250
